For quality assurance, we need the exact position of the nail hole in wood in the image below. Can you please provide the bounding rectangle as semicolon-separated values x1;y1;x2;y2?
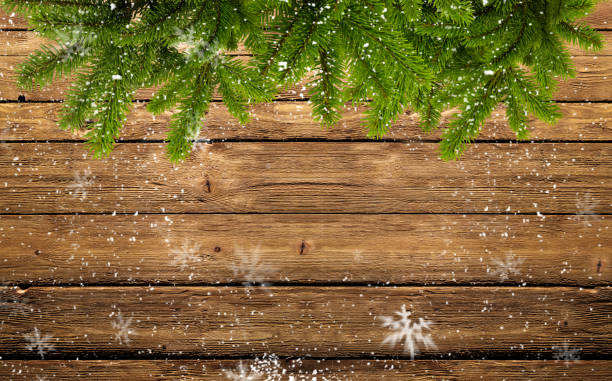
299;240;308;255
17;95;26;102
34;250;41;256
214;246;221;253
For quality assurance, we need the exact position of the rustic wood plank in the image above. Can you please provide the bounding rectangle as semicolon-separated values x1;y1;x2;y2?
0;31;251;56
1;360;611;380
2;30;610;57
0;214;608;286
0;286;609;358
1;1;611;30
1;102;610;142
0;142;609;214
0;55;609;101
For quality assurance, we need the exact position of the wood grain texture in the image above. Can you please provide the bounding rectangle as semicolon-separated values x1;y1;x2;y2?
0;286;610;358
0;214;608;286
14;3;612;31
2;29;610;56
0;56;609;101
1;102;610;142
0;142;609;214
1;1;610;30
1;360;611;380
0;30;251;56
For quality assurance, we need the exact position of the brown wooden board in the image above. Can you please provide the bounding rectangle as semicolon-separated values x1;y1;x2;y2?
0;142;609;214
0;360;611;380
1;102;611;142
2;30;610;56
1;1;611;30
0;214;608;286
0;55;609;101
0;286;609;358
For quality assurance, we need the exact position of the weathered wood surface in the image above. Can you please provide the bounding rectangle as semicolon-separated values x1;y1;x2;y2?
0;55;609;101
1;102;610;141
2;29;610;57
1;1;611;30
0;31;251;56
0;286;610;358
0;142;609;214
0;214;608;286
1;360;611;380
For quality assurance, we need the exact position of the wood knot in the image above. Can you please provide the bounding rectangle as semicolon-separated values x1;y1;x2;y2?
299;240;310;255
214;246;221;253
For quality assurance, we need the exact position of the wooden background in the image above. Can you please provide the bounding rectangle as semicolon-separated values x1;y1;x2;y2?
0;4;610;380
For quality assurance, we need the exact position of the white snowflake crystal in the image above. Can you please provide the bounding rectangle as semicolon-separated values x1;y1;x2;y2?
230;245;277;291
223;361;263;381
553;340;581;366
172;26;220;61
573;192;600;227
169;239;203;271
24;327;55;359
489;252;524;281
378;304;437;359
55;26;93;62
111;310;134;345
67;168;94;201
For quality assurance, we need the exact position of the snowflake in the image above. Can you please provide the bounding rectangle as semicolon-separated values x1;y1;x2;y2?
230;245;277;292
553;340;581;366
0;294;31;316
489;252;524;281
67;168;94;201
573;193;600;228
111;310;133;345
172;26;221;62
169;239;203;271
378;304;437;359
24;327;55;359
223;361;263;381
55;26;93;62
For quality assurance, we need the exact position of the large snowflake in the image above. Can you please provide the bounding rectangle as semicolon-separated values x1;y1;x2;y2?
378;304;437;359
230;246;277;292
489;252;524;281
24;327;55;359
223;361;263;380
67;168;94;201
169;239;203;271
553;341;581;367
111;310;134;345
573;192;600;228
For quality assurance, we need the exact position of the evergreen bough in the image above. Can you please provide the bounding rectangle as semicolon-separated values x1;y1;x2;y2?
1;0;604;162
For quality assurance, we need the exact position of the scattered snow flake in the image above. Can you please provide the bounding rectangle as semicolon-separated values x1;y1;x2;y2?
169;239;203;271
223;360;263;380
484;70;494;75
112;74;122;80
24;327;55;359
378;304;437;359
573;192;600;227
230;245;277;292
278;61;287;71
111;310;134;345
110;3;116;10
553;340;581;367
67;168;94;201
489;252;524;281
